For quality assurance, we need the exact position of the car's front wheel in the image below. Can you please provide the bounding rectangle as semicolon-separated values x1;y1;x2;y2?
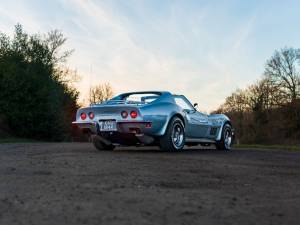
92;136;115;151
216;123;233;150
159;117;185;151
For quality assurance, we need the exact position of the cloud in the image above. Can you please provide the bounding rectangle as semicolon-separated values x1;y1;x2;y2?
61;0;259;111
0;1;42;34
232;14;257;52
0;0;263;112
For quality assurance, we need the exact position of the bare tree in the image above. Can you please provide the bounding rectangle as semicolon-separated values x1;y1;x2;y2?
46;29;74;65
218;89;249;113
215;47;300;144
89;83;113;105
264;47;300;103
246;77;283;111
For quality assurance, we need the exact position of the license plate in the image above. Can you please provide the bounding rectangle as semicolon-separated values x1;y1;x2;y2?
99;120;117;131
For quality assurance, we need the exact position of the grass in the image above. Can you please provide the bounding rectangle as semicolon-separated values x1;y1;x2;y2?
0;137;40;143
235;144;300;152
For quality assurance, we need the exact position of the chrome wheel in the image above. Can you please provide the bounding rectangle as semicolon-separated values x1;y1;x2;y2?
172;123;184;149
159;117;185;151
216;123;234;151
224;128;232;149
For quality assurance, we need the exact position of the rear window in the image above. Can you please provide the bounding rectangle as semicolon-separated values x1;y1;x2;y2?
123;93;160;104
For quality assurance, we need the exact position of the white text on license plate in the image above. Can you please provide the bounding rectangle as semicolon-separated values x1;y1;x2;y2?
99;121;117;131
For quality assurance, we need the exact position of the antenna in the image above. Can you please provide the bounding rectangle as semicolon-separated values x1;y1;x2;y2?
89;64;92;106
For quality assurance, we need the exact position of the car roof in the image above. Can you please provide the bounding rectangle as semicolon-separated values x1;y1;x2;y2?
118;91;171;96
110;91;174;103
112;91;172;99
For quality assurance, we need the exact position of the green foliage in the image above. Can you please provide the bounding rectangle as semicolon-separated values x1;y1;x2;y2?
0;24;79;141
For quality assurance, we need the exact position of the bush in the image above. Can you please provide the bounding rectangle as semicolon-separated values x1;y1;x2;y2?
0;24;79;141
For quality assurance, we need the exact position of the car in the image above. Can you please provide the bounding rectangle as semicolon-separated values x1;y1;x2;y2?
72;91;234;151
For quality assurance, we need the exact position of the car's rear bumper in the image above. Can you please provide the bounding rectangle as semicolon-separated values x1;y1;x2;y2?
73;120;163;134
72;121;156;145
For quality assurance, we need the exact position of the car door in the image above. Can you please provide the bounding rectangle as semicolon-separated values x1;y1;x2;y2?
185;110;211;138
174;96;210;138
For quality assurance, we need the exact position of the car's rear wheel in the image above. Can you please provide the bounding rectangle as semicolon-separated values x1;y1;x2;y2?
159;117;185;151
216;123;233;151
92;136;115;151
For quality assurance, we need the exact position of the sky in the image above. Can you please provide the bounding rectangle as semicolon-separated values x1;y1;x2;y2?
1;0;300;111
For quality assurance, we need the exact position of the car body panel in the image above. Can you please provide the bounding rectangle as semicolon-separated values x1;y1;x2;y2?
72;91;232;145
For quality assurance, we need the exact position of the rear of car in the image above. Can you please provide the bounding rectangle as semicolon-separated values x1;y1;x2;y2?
72;92;171;146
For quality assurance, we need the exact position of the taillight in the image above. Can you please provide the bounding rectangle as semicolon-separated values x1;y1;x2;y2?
88;112;94;119
80;113;87;120
121;111;128;118
130;110;138;119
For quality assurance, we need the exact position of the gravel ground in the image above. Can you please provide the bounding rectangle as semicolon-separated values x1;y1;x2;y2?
0;143;299;225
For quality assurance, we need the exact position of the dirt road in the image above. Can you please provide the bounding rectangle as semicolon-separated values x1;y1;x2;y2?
0;143;299;225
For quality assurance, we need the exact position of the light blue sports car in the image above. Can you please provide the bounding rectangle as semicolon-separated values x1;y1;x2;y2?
73;91;234;151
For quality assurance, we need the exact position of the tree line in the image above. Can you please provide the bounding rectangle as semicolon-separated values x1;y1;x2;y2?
0;24;114;141
1;24;299;144
0;24;79;140
215;48;300;144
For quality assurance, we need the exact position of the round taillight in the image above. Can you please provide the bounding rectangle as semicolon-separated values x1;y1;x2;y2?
80;113;87;120
88;112;94;119
121;111;128;118
130;110;138;119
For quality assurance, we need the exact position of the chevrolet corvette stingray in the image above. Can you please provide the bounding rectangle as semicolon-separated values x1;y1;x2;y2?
73;91;234;151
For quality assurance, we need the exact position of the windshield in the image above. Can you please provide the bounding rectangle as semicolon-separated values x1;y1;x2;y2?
173;95;195;111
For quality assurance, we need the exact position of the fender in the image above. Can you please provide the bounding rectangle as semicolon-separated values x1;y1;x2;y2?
215;119;231;141
159;111;186;136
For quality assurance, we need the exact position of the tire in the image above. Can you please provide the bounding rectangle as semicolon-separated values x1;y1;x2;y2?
92;136;115;151
159;117;185;151
216;123;233;151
